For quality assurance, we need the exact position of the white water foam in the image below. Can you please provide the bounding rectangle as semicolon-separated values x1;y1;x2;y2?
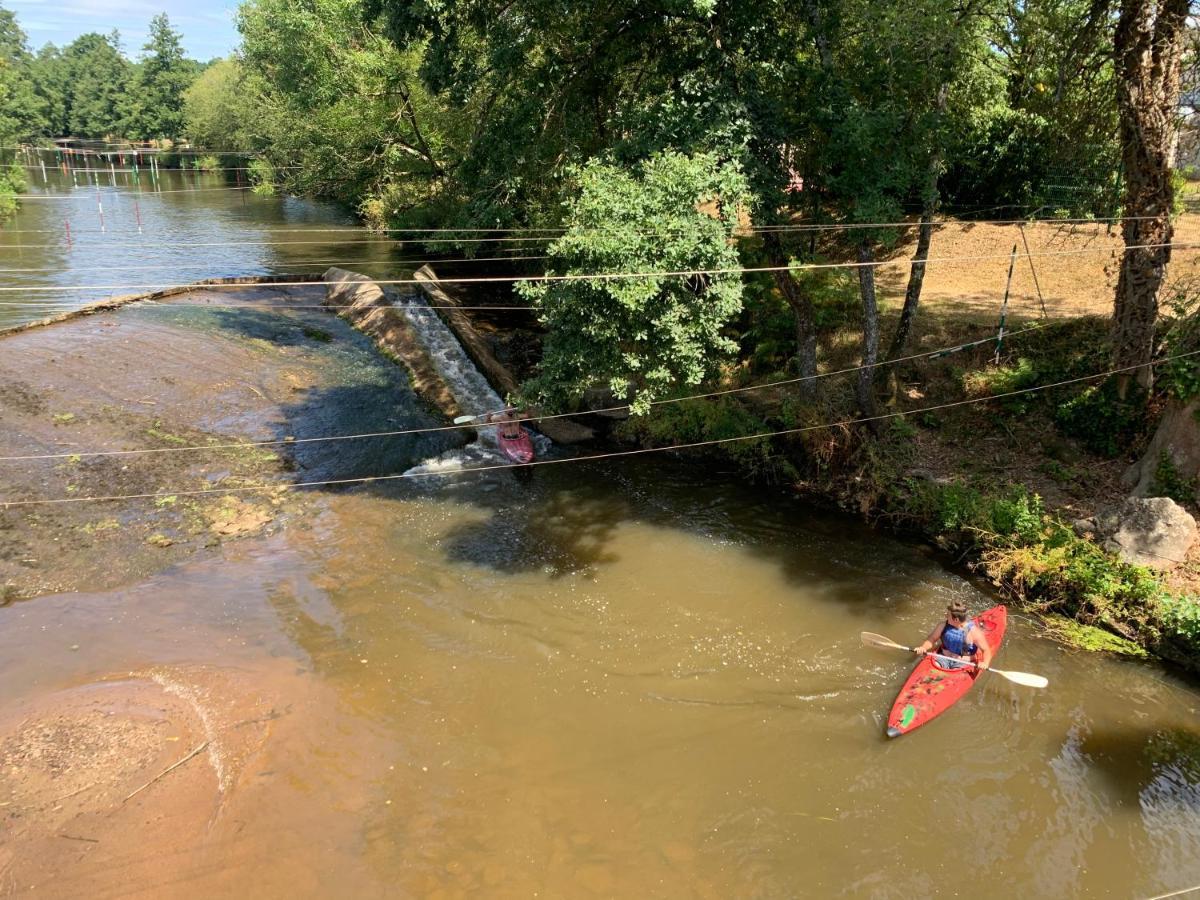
388;286;551;476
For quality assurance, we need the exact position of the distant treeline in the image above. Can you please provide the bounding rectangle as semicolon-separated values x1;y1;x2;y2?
0;8;202;144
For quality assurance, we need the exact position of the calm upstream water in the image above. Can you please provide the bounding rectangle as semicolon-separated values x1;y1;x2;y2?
1;155;1200;898
0;149;454;329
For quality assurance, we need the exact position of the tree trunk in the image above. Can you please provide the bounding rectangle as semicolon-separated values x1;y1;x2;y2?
879;85;947;398
856;242;881;428
1112;0;1189;397
764;233;818;397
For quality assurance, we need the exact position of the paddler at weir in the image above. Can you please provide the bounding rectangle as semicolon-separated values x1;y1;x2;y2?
912;601;992;672
484;407;527;440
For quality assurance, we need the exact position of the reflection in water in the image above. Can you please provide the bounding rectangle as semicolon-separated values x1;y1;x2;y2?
0;160;403;329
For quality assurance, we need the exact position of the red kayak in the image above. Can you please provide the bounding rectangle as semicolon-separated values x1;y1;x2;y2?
885;605;1007;738
497;426;534;464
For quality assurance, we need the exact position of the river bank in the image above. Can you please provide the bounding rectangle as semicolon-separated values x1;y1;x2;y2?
424;221;1200;673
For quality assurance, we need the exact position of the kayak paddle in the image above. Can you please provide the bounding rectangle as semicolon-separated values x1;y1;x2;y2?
861;631;1048;689
453;407;517;425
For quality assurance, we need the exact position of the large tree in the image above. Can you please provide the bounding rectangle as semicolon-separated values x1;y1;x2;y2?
183;57;266;150
0;6;46;143
130;14;192;139
1112;0;1191;395
238;0;463;218
62;32;134;138
518;151;749;412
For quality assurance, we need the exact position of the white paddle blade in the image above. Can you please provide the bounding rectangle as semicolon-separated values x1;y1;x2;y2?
453;415;481;425
992;668;1048;689
861;632;910;652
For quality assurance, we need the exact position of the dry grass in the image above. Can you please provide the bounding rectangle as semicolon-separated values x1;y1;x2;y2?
871;213;1200;322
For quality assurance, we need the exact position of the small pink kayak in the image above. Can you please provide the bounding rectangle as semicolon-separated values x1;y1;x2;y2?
497;426;534;464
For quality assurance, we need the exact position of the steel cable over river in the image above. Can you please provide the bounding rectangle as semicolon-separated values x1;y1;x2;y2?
2;161;1200;899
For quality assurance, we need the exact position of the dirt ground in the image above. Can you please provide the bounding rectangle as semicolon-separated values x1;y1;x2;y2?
875;214;1200;322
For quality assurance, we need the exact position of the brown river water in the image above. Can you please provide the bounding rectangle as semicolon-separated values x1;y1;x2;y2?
1;156;1200;898
2;464;1200;898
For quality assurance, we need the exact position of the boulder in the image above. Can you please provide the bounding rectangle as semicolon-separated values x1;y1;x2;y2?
1092;496;1197;571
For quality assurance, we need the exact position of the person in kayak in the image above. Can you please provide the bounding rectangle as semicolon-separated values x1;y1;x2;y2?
912;601;992;671
484;408;528;442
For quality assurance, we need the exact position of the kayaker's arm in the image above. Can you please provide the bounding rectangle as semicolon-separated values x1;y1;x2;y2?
913;624;944;656
973;630;992;669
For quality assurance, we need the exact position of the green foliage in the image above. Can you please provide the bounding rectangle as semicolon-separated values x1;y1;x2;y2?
1055;380;1148;457
0;6;46;143
1040;614;1148;657
518;151;749;414
193;155;221;172
616;397;783;481
1159;286;1200;401
238;0;464;210
1149;452;1197;504
904;481;1045;544
1160;595;1200;647
183;57;266;151
962;357;1038;395
942;0;1121;217
5;159;25;191
128;14;193;139
0;157;26;218
897;478;1197;659
247;158;276;196
63;32;135;137
962;357;1040;412
0;7;203;141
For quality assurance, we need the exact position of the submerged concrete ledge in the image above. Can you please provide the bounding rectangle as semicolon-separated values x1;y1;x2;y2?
0;274;326;338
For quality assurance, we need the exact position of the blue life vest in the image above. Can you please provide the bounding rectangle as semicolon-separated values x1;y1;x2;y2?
940;620;976;657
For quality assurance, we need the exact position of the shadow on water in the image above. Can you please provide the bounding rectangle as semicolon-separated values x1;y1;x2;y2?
438;487;626;576
328;456;978;623
156;302;469;480
1080;726;1200;807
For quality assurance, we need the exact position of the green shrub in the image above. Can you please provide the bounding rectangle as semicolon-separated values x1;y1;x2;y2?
194;154;221;172
248;158;276;196
962;357;1040;413
6;161;28;192
1055;379;1147;457
962;358;1038;397
617;397;782;480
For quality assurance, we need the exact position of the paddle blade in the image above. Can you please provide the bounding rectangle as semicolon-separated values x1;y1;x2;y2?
453;415;480;425
992;668;1048;689
861;632;910;652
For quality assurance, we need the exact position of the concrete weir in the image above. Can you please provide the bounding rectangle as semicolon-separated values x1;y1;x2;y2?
322;266;589;469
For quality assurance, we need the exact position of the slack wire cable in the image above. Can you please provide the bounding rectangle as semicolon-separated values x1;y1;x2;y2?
0;319;1067;463
0;239;1196;292
0;212;1183;238
0;255;551;274
1;348;1193;508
